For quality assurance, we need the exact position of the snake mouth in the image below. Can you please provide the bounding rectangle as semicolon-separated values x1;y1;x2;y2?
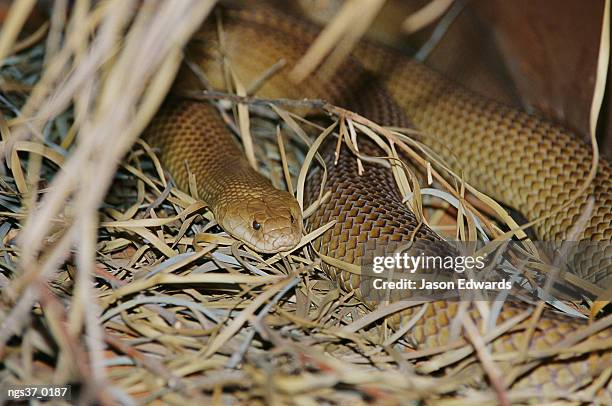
244;221;302;253
266;228;302;252
216;204;303;254
230;226;301;254
214;190;303;254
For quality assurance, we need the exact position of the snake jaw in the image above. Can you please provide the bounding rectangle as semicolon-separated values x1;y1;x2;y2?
215;191;302;254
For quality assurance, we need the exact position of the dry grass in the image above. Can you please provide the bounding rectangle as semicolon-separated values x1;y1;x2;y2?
0;1;610;405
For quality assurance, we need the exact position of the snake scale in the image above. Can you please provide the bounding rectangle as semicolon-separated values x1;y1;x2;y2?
144;4;612;398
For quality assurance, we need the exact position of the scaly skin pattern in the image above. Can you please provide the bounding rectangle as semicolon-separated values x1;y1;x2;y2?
148;5;611;398
362;49;612;285
145;100;302;253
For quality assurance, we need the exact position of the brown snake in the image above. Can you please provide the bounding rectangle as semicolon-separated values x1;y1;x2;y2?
144;5;612;398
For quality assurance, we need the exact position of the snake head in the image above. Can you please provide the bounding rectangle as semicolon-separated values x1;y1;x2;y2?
215;190;303;254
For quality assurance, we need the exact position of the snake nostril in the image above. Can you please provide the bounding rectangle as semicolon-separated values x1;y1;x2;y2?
252;220;261;230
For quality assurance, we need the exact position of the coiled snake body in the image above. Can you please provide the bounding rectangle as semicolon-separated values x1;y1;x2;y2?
145;6;612;397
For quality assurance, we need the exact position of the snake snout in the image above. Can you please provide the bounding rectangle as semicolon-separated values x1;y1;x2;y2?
261;217;302;251
216;192;303;254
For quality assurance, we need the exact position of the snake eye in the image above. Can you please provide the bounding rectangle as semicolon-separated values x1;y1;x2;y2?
290;215;295;224
252;220;261;230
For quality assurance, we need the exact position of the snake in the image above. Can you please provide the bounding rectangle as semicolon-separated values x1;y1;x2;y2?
144;4;612;398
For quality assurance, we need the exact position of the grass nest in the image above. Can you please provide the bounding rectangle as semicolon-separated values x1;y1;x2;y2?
0;1;610;405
